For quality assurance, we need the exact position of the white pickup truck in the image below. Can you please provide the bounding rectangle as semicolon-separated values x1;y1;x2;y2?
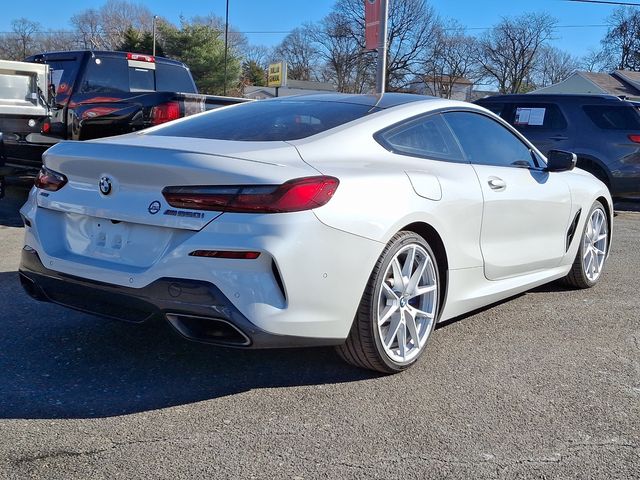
0;59;51;198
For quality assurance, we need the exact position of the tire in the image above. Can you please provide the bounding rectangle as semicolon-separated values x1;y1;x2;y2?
563;200;609;289
336;231;441;373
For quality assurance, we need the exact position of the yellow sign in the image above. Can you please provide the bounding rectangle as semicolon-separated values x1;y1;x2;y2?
268;62;286;87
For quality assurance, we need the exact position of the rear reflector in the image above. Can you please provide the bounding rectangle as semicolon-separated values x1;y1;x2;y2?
189;250;261;259
35;167;67;192
163;176;339;213
151;101;181;125
629;134;640;143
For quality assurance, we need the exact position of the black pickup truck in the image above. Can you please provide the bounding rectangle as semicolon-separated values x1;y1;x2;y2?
0;50;246;188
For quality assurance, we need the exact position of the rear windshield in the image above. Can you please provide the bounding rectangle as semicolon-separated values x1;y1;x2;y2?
148;100;381;141
78;56;196;94
583;105;640;130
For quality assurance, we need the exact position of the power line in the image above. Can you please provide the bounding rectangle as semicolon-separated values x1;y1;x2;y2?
0;25;611;36
566;0;640;5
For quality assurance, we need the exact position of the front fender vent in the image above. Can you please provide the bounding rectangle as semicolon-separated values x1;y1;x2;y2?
566;209;582;252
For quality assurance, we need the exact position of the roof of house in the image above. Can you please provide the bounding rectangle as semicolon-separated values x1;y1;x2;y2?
580;71;640;98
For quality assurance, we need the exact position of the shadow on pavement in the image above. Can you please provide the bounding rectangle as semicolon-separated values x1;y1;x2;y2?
0;270;375;420
0;183;30;228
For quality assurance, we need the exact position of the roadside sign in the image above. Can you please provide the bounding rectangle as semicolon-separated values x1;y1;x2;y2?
268;62;286;88
365;0;381;51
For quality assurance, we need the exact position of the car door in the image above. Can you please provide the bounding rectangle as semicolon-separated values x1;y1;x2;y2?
443;111;572;281
505;102;573;156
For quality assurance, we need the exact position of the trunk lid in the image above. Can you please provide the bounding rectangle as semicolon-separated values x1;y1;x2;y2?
34;135;318;268
39;134;319;231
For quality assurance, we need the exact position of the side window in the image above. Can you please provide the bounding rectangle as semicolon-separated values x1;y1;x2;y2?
156;63;197;93
583;105;640;130
509;103;567;131
376;113;465;163
481;102;507;117
79;56;128;93
444;111;535;168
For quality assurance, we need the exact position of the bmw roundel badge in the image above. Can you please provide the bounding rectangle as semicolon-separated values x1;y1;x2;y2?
148;200;161;215
99;176;112;195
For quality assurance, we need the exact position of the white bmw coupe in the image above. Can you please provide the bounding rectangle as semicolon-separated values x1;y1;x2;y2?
19;94;612;373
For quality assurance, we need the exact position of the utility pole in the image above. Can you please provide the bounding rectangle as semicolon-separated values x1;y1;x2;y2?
223;0;230;96
375;0;389;94
152;15;158;56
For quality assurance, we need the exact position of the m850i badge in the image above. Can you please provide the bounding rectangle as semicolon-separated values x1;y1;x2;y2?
164;209;205;219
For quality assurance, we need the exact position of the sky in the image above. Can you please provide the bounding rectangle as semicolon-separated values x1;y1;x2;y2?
0;0;624;59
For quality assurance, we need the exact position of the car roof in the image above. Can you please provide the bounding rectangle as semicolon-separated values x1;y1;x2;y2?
270;93;441;109
477;93;636;105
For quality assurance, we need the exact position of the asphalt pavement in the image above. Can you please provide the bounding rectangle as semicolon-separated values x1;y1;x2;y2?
0;184;638;479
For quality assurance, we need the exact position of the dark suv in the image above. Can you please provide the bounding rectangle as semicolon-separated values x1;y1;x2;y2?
476;94;640;198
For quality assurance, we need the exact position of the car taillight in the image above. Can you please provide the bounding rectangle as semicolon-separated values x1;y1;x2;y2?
35;167;67;192
629;134;640;143
151;101;181;125
162;176;340;213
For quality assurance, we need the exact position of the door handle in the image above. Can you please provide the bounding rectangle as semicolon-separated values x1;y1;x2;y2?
550;135;568;141
488;176;506;191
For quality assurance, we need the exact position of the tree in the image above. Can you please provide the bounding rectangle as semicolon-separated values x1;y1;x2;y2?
330;0;440;91
161;19;240;94
241;60;266;86
273;27;320;81
600;6;640;71
70;0;153;50
117;26;162;55
71;8;106;49
476;13;557;93
581;48;614;73
311;12;372;93
0;18;41;60
422;21;480;98
535;45;579;87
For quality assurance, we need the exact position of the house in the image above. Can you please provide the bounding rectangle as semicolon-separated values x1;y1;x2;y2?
411;75;474;101
532;70;640;100
244;79;336;100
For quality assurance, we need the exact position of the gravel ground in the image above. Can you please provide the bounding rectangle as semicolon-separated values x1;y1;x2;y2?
0;185;638;479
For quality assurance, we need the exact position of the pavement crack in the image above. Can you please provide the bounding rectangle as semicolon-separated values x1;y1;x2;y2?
14;447;111;465
13;436;192;466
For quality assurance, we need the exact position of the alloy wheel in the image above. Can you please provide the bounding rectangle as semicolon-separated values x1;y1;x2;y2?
376;244;438;364
582;207;608;282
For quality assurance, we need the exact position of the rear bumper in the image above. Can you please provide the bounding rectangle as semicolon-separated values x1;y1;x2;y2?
19;247;342;349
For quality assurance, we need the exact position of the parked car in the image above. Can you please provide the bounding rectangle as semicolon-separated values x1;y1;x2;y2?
0;50;246;174
476;93;640;199
19;94;612;373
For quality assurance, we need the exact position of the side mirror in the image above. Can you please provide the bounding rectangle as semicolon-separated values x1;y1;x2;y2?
546;150;576;172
